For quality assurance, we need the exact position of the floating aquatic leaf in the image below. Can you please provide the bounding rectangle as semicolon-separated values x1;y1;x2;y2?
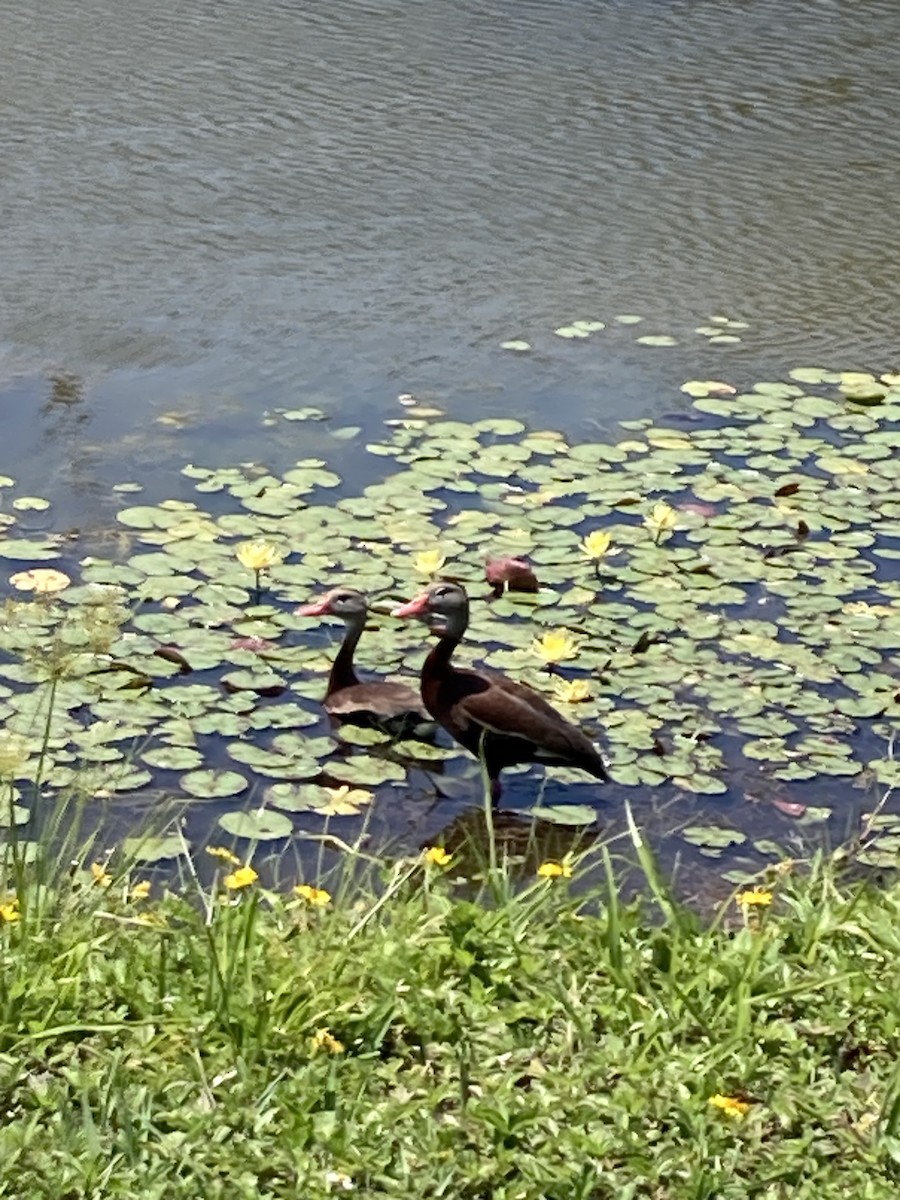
9;568;71;593
530;804;597;827
179;770;248;799
123;835;187;863
636;335;677;347
500;340;531;352
218;809;293;840
11;496;50;511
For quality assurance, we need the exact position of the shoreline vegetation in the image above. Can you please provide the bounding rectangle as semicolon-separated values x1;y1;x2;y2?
1;826;900;1197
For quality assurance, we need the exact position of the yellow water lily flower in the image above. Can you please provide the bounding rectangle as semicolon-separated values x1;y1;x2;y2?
580;530;612;560
310;1027;345;1054
224;865;258;890
537;860;573;879
235;540;284;573
531;630;579;664
736;888;773;908
643;501;678;541
553;678;592;704
423;846;452;867
207;846;242;865
414;548;447;576
130;880;152;901
708;1093;751;1119
295;884;332;907
0;897;20;924
90;862;113;889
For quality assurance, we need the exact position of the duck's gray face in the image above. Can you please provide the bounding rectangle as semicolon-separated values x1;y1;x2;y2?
295;587;368;621
393;582;468;635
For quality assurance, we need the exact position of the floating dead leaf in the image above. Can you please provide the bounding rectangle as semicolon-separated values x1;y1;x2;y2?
775;482;801;497
9;568;71;594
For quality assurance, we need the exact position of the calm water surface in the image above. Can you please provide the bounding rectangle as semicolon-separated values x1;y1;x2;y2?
3;0;899;464
2;0;899;892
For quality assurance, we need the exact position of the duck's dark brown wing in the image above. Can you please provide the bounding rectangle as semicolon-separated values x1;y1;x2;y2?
447;670;608;779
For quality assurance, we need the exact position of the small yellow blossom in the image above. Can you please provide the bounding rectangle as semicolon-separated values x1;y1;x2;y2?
295;884;332;907
0;734;29;778
0;897;20;924
537;860;573;879
708;1093;751;1119
90;862;113;889
531;629;579;664
581;530;612;560
414;548;447;576
736;888;773;908
207;846;242;865
310;1027;345;1054
423;846;452;867
224;865;258;890
130;880;152;901
643;501;678;541
235;540;284;573
553;678;592;704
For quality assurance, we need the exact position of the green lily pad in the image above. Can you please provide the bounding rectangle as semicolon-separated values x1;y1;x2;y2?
180;770;248;799
218;809;293;840
123;834;187;863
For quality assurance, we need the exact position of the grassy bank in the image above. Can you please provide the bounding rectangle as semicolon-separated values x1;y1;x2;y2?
0;837;898;1200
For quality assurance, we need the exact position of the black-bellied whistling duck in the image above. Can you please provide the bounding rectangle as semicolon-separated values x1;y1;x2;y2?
484;554;540;598
393;582;609;802
296;587;428;723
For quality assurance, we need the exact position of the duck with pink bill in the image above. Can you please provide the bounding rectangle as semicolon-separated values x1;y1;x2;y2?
393;581;609;803
295;587;428;723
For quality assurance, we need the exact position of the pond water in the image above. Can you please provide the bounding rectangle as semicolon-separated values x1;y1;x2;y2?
2;0;900;900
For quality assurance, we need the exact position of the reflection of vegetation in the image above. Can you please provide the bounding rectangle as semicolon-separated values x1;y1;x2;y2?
0;844;898;1193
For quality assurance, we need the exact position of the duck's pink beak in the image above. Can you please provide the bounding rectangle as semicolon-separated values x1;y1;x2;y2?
392;592;432;618
294;597;332;617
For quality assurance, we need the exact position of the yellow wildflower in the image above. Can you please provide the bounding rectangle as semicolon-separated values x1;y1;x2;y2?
423;846;452;867
207;846;242;865
90;862;113;889
643;501;678;541
130;880;152;901
414;548;447;576
295;884;332;907
0;897;20;923
708;1093;751;1119
531;630;579;664
736;888;773;908
235;540;284;573
224;865;258;890
310;1027;345;1054
553;678;592;704
581;530;612;560
0;734;29;778
537;860;573;879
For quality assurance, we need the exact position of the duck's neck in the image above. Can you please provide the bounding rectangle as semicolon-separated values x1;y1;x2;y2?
327;616;363;695
421;604;468;684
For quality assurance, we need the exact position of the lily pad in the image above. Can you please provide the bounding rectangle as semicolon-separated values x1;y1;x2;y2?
179;770;248;799
218;809;293;840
